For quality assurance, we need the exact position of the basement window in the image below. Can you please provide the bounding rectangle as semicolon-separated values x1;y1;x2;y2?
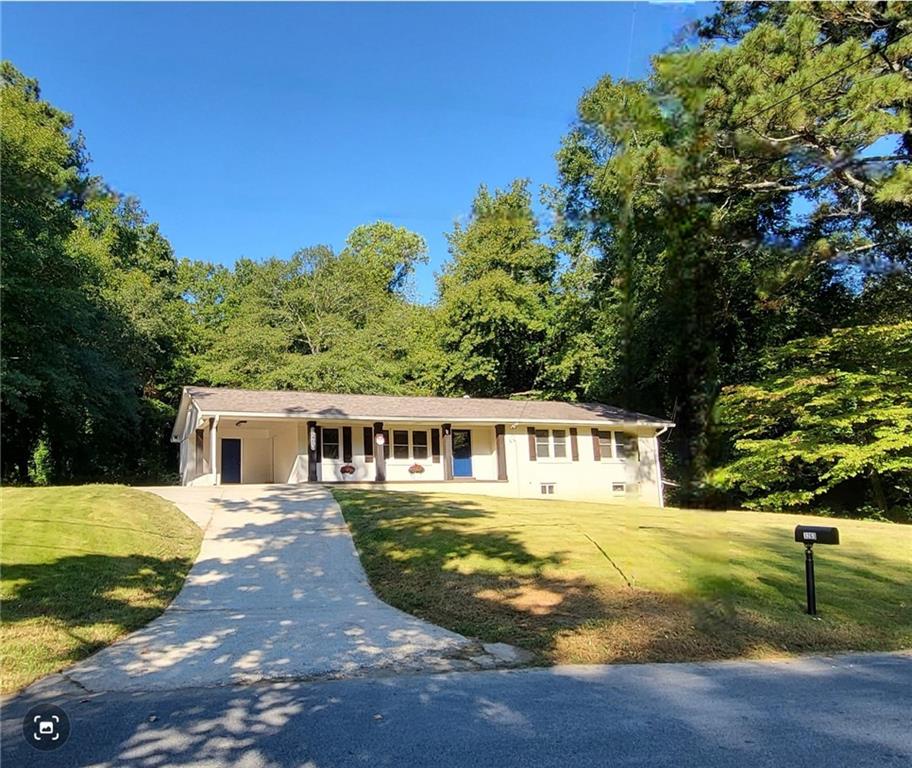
612;482;626;495
540;482;555;495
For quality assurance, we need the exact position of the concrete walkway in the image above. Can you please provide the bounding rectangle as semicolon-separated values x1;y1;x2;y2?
51;485;493;693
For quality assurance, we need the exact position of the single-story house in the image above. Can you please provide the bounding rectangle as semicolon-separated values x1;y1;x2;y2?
171;387;674;506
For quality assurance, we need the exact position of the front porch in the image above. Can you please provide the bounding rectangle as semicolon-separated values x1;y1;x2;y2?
182;417;507;487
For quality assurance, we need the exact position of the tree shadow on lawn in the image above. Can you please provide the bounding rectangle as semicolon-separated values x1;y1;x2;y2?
1;553;196;689
333;489;912;665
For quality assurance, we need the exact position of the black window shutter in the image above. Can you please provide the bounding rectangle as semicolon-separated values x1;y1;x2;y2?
342;427;353;463
569;428;579;461
431;428;441;463
363;427;374;462
527;427;537;461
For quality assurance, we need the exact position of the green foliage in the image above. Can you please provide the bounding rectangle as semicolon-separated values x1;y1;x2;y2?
552;2;911;501
1;62;191;483
710;323;912;519
188;239;434;395
27;438;52;487
431;180;556;397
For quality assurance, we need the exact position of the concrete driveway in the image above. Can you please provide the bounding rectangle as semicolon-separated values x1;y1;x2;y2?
46;485;496;694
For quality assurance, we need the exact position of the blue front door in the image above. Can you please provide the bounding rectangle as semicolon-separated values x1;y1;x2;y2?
221;438;241;484
452;430;473;477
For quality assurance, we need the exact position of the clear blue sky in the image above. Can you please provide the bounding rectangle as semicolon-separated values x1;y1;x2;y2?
3;2;708;301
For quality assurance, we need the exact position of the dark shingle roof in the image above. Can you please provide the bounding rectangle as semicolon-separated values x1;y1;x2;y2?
182;386;673;427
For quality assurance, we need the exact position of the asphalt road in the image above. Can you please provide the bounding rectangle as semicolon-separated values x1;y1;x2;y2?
2;652;910;768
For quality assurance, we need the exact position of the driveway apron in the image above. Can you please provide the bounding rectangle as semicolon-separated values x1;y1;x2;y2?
58;485;474;692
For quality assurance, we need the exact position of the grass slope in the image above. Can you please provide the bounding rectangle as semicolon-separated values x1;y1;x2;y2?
1;485;202;694
333;489;911;665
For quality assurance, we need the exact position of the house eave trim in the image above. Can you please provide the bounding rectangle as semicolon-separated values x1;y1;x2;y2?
191;408;674;430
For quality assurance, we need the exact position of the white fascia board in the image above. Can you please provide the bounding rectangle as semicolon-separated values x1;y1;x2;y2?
194;409;674;430
170;388;193;443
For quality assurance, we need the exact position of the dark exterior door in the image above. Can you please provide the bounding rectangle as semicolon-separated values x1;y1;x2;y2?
221;438;241;484
452;430;473;477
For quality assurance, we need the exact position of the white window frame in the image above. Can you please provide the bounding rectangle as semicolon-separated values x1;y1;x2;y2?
597;430;614;459
322;427;341;461
613;431;639;461
535;429;571;462
598;430;639;461
387;428;430;463
391;429;411;461
412;430;429;461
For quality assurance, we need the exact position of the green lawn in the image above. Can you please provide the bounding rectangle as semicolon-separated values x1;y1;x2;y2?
333;489;912;665
0;485;202;694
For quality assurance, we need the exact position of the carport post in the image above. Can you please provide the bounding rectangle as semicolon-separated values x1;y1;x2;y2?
307;420;318;482
442;423;453;481
373;422;386;482
210;415;220;486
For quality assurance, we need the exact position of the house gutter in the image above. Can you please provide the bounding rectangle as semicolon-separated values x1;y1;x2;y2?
653;424;671;508
189;409;675;430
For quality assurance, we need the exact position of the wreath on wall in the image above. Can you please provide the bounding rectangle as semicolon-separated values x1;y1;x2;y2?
408;463;425;475
340;464;356;475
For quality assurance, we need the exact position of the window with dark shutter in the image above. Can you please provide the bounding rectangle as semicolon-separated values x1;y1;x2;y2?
412;431;428;460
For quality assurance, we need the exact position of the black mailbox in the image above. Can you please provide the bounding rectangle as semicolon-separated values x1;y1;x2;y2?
794;525;840;545
794;525;840;616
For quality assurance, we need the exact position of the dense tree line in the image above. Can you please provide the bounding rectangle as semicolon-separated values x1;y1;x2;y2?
2;3;909;519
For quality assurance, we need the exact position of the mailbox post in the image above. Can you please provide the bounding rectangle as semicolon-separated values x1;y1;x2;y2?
794;526;839;616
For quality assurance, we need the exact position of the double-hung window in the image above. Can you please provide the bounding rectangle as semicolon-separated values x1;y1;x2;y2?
535;429;551;458
552;429;567;458
392;430;410;459
535;429;569;460
322;428;340;460
388;429;430;460
614;432;638;460
412;431;428;460
598;430;613;458
597;431;639;460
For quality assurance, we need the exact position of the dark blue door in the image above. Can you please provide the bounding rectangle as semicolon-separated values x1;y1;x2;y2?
452;430;473;477
221;438;241;484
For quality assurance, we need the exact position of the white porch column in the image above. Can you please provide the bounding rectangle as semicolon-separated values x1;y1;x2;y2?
210;415;220;486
